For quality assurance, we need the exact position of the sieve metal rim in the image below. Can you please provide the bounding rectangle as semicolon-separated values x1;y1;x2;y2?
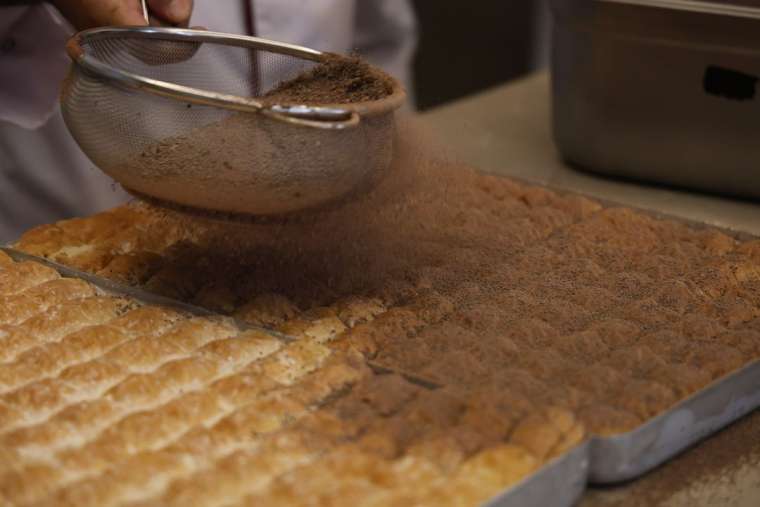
65;27;403;130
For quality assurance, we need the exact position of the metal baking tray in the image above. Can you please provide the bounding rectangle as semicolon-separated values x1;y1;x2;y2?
492;180;760;484
485;443;589;507
6;191;760;496
0;245;589;507
589;360;760;483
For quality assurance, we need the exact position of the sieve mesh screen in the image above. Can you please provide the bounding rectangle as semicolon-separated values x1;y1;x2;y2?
61;30;403;216
81;34;315;97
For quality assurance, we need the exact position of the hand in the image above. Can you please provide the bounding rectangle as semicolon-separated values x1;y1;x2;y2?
50;0;193;30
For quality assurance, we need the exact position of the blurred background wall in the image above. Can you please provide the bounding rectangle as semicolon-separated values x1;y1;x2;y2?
411;0;551;111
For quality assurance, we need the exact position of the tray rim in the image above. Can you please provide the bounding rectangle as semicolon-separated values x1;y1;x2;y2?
484;442;590;507
492;174;760;483
479;168;760;240
587;358;760;483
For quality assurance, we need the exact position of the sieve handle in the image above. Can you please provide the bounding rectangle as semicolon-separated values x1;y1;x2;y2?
67;27;388;130
140;0;150;23
261;107;361;130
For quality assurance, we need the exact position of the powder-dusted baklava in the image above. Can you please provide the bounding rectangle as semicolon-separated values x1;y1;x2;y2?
12;162;760;440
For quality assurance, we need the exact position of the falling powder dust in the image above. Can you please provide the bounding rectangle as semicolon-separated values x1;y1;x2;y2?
16;51;760;500
24;105;760;442
124;116;760;440
263;53;394;105
125;54;396;184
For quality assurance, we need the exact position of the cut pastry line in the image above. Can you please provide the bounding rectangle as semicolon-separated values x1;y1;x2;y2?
1;247;212;311
1;329;283;446
106;370;439;507
0;316;188;395
1;293;96;326
66;407;320;504
367;362;441;390
0;316;239;413
0;260;61;297
1;248;443;399
39;351;353;501
0;312;176;394
0;297;134;365
5;339;332;481
0;280;97;327
2;247;297;343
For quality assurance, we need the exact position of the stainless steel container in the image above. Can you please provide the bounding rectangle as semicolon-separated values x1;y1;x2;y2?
550;0;760;199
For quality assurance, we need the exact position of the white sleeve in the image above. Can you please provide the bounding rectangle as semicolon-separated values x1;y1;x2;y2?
253;0;355;54
0;5;73;130
353;0;418;106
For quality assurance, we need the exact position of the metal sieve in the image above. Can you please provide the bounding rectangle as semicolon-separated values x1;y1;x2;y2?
62;27;405;216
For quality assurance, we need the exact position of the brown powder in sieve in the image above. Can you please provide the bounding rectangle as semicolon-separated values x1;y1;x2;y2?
263;53;394;104
124;54;393;182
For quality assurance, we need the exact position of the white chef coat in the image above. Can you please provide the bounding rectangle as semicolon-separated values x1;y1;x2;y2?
0;0;417;243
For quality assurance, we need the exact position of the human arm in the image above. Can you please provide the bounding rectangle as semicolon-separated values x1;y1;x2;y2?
0;1;193;129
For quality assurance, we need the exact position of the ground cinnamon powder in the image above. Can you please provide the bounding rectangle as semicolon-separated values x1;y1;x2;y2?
15;124;760;438
263;54;394;104
123;54;395;194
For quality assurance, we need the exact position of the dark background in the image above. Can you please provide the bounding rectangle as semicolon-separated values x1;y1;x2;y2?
411;0;547;111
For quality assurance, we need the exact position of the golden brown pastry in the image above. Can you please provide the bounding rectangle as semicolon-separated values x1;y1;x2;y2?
96;251;164;285
0;278;95;326
233;293;300;327
0;249;13;267
0;296;130;363
6;161;760;505
0;260;60;297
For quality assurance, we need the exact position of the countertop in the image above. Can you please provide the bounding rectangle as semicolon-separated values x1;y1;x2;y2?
420;72;760;236
420;72;760;507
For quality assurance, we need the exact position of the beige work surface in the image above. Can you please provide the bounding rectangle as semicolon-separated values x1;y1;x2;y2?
421;72;760;506
420;73;760;237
